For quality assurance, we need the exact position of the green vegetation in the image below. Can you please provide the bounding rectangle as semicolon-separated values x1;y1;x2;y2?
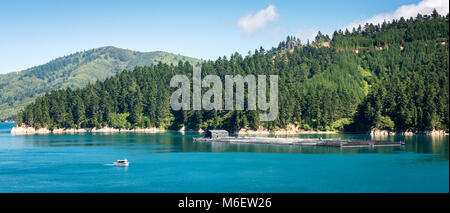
0;46;202;120
15;11;449;133
108;113;131;129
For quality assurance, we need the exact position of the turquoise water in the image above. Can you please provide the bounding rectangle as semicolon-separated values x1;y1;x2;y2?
0;123;448;193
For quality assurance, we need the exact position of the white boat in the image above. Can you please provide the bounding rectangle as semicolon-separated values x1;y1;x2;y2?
113;158;129;166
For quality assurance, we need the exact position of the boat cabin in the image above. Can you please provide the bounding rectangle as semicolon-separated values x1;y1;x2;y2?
205;130;229;139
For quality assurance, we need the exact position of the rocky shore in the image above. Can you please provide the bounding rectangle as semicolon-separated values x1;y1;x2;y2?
370;129;449;136
238;126;449;136
10;126;166;135
235;124;339;135
10;125;449;136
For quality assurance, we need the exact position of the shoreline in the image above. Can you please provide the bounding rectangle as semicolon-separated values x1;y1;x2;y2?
235;129;339;136
235;125;449;136
369;129;449;136
235;124;340;136
10;126;167;135
9;125;449;136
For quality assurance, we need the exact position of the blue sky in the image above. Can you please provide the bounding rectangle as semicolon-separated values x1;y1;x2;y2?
0;0;447;74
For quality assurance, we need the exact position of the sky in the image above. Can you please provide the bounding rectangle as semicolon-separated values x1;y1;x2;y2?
0;0;448;74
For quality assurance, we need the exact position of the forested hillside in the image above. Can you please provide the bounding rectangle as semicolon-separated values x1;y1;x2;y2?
16;11;449;133
0;46;202;120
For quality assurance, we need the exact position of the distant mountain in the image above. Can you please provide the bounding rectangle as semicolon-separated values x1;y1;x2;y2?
0;46;203;120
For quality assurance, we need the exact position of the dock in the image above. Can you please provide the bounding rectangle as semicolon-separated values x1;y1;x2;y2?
193;136;405;147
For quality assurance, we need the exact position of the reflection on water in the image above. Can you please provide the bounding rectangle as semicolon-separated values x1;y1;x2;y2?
1;123;448;160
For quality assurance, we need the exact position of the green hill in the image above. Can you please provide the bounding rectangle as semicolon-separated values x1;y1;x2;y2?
15;12;450;133
0;46;202;120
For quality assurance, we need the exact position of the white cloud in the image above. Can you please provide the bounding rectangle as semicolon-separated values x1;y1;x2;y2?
237;5;279;36
344;0;449;30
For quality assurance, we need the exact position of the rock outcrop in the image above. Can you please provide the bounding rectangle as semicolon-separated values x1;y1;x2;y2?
10;125;166;135
237;124;339;135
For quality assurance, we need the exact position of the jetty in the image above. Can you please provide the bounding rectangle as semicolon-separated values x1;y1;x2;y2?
194;130;405;147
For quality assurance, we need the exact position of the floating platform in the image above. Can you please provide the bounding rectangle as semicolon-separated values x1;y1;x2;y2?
193;136;405;147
